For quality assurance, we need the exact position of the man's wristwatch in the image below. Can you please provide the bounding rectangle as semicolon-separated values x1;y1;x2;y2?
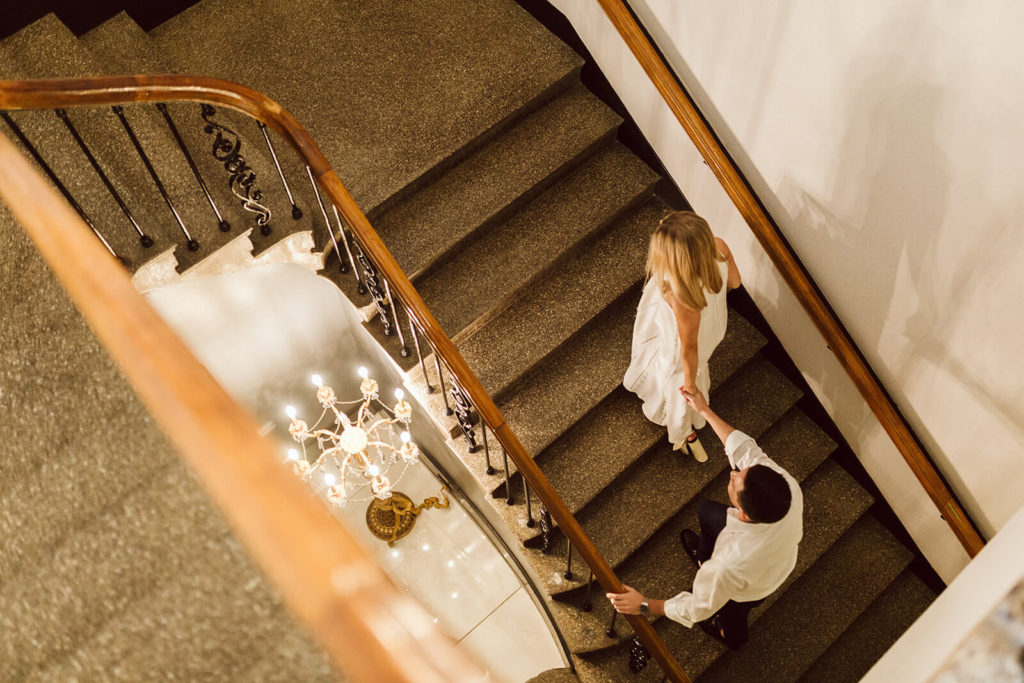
639;597;650;615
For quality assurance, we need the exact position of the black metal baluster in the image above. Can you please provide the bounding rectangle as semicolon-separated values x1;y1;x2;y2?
501;447;515;505
350;236;392;335
409;320;434;393
382;279;410;357
539;505;553;553
564;539;573;580
155;103;230;233
112;106;198;251
628;637;651;673
56;108;153;248
481;423;496;474
332;205;362;280
2;112;116;258
305;165;345;272
607;611;618;638
523;476;535;527
256;121;302;220
199;104;271;234
433;356;452;414
583;570;595;611
448;379;480;452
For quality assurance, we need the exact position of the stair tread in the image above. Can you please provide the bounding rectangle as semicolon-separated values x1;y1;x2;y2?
0;463;228;675
798;568;936;683
459;199;658;401
151;0;584;214
562;456;866;658
419;143;657;337
377;83;623;282
697;515;913;682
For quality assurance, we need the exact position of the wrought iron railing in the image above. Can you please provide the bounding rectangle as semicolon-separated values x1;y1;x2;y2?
0;75;689;681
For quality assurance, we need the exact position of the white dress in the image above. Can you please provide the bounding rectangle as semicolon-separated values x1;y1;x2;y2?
623;260;729;444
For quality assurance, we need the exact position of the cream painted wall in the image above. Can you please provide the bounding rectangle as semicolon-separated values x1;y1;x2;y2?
545;0;1024;581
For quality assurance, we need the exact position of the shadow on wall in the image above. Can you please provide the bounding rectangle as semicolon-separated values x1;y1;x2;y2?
779;12;1024;535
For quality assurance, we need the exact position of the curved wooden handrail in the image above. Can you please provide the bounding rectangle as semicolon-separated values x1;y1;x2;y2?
0;75;689;680
594;0;984;557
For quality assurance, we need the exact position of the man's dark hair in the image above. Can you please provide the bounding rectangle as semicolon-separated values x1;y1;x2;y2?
739;465;792;523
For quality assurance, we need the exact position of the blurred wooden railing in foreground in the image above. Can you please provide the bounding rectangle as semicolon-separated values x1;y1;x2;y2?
0;130;486;683
596;0;984;557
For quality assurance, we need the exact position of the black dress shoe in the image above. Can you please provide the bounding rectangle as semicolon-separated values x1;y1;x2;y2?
680;529;701;567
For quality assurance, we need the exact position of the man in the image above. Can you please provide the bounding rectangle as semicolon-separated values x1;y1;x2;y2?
607;388;803;649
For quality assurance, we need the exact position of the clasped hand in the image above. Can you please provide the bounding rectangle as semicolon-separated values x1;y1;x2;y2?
606;585;644;615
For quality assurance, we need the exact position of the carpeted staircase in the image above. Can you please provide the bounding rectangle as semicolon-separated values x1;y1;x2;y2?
1;2;937;680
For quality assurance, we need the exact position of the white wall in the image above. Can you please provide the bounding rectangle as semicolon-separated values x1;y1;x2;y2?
548;0;1024;581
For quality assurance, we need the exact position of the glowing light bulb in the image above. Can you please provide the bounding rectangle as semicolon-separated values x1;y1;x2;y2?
367;464;380;476
285;405;297;419
311;373;323;387
400;431;411;443
323;473;336;486
447;560;455;568
358;366;369;379
394;388;405;400
287;449;299;461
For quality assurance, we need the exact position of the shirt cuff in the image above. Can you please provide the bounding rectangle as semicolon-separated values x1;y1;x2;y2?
663;592;695;628
724;429;753;468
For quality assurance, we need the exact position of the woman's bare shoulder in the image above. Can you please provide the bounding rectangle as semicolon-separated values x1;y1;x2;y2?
714;236;732;258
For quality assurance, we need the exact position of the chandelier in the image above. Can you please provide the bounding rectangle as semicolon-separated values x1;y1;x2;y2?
284;367;448;544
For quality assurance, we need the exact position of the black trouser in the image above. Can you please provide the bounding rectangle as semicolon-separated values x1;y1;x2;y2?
696;499;764;649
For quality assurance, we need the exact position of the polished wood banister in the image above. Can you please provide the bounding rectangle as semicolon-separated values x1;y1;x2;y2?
594;0;984;557
0;76;690;680
0;130;486;683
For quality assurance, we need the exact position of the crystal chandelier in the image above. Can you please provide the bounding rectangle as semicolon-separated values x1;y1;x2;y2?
284;367;448;543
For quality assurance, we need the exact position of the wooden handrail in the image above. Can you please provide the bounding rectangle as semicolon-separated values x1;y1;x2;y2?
594;0;985;557
0;76;689;680
0;130;486;682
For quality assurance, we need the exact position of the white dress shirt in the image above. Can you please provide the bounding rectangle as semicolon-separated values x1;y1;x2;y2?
663;429;803;627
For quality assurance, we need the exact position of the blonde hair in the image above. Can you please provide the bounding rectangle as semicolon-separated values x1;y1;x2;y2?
646;211;725;310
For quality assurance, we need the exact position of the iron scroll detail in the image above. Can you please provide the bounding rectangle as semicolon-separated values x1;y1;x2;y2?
199;104;272;234
449;379;480;452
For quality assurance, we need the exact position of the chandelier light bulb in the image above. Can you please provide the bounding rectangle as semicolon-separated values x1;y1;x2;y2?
311;373;323;387
324;473;336;486
400;431;411;443
358;366;369;379
367;464;380;477
394;388;405;400
285;405;297;419
287;448;299;461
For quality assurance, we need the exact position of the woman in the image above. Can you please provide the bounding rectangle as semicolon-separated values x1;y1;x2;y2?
623;211;741;462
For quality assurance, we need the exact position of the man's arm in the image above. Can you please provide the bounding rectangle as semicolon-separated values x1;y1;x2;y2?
607;561;736;628
681;387;734;446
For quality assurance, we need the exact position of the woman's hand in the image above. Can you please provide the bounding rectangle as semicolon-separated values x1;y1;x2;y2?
680;384;702;400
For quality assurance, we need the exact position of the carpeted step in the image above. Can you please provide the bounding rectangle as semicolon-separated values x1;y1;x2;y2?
560;453;862;660
0;16;184;269
524;356;803;592
151;0;584;215
697;514;913;682
234;625;338;683
797;568;936;683
0;462;227;676
527;667;580;683
417;143;657;338
374;83;623;283
80;12;321;269
459;198;662;402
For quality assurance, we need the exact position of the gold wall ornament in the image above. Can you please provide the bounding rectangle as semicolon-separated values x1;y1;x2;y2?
284;369;429;515
366;486;451;545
